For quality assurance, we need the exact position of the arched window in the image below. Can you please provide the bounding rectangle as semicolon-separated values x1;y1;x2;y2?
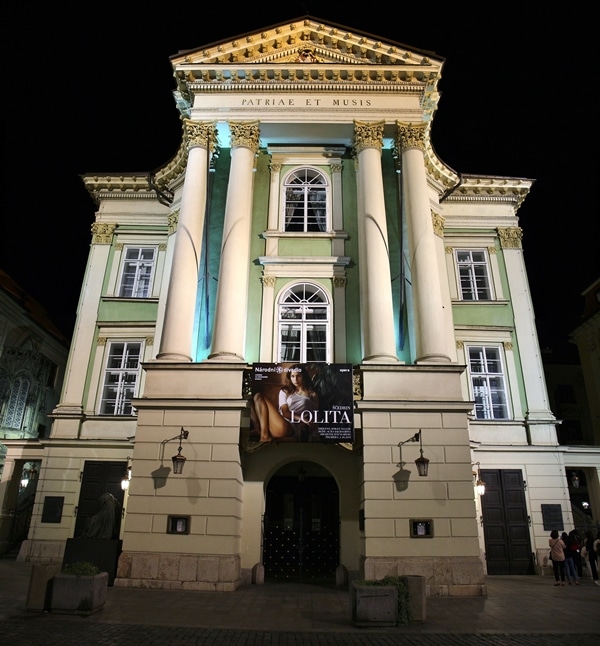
278;283;330;362
283;168;328;232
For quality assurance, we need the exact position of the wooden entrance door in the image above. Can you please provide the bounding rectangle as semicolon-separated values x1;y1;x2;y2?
74;461;126;538
481;469;534;575
263;474;339;583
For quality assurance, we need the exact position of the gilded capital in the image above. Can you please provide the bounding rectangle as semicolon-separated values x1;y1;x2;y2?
229;121;260;153
168;211;179;234
396;121;427;152
333;277;347;288
183;119;218;151
261;276;276;288
431;212;445;237
91;223;116;244
352;120;384;155
497;227;523;249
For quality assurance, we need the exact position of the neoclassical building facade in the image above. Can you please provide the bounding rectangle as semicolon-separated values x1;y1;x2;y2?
8;17;599;594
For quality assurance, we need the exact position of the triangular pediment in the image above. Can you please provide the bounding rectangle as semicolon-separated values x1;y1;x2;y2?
171;16;443;69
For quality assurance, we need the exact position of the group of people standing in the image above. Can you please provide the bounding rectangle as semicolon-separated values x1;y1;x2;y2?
548;528;600;586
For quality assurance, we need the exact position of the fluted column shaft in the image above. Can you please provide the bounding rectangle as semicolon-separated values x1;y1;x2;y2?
397;122;451;363
354;121;399;363
157;121;217;361
208;121;260;361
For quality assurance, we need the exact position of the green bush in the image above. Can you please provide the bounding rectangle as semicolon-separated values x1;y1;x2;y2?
61;561;101;576
355;575;411;625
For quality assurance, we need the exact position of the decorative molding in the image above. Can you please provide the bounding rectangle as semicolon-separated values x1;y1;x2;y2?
456;340;464;349
146;337;154;345
445;246;453;254
229;121;260;153
503;341;513;351
431;212;445;237
97;337;107;346
91;223;116;244
333;277;347;288
168;212;179;234
352;120;384;155
261;276;276;288
114;243;124;251
269;163;282;173
330;163;343;174
396;121;426;152
159;244;167;251
497;227;523;249
487;246;497;255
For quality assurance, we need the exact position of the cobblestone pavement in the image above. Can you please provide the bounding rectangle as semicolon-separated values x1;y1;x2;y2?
2;558;599;645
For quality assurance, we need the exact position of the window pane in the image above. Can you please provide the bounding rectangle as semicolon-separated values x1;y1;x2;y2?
100;342;141;416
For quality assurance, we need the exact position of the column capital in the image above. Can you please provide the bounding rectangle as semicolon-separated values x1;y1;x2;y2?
396;121;427;152
352;120;384;155
91;222;116;244
183;119;218;151
497;227;523;249
229;121;260;153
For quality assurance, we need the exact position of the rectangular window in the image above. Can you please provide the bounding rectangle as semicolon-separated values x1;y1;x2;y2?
119;247;156;298
100;341;142;415
456;250;492;300
468;346;509;420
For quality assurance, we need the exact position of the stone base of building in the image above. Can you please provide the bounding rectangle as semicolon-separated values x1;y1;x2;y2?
361;556;486;597
114;551;241;591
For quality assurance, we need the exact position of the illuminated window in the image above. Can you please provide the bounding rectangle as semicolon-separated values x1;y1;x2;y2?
119;247;156;298
456;250;492;300
283;168;328;232
467;345;509;420
278;283;330;362
100;342;142;415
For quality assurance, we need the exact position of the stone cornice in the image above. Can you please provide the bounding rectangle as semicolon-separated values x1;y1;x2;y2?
442;175;533;209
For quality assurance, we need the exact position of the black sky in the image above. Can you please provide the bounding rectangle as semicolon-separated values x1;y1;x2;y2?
3;4;597;350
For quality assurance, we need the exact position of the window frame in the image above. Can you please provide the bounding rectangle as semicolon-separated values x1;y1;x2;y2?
466;344;511;420
117;246;157;298
98;340;143;416
281;167;330;233
277;282;331;363
455;249;493;301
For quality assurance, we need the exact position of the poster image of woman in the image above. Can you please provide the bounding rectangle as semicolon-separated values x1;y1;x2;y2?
250;364;319;442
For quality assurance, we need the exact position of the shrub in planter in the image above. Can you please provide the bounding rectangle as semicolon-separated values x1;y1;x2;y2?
351;575;411;627
51;561;108;616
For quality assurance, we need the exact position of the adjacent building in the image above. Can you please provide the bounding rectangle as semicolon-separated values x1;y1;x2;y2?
6;17;598;594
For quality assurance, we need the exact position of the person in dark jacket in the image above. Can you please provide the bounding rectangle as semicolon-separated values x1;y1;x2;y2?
562;532;579;585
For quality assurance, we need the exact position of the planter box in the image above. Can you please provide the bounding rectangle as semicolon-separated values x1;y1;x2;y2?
350;583;398;627
50;572;108;615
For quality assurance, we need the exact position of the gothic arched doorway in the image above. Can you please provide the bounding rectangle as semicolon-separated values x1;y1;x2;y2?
263;462;339;583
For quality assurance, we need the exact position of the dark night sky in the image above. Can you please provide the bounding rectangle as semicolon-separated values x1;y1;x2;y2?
3;4;597;351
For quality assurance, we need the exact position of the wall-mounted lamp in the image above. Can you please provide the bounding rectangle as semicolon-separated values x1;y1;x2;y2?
399;429;429;477
571;472;580;488
121;457;132;491
171;428;189;474
471;462;486;496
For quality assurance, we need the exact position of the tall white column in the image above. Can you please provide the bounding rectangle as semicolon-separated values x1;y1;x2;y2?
353;121;399;364
208;121;260;361
157;120;217;362
397;122;451;363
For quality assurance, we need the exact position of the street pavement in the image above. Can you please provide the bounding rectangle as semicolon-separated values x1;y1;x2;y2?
1;557;599;645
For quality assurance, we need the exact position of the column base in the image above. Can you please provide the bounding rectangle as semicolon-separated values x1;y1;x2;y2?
155;352;192;362
206;352;245;362
415;354;452;364
362;354;402;364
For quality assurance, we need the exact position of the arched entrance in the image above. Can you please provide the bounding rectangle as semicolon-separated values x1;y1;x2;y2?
263;461;339;583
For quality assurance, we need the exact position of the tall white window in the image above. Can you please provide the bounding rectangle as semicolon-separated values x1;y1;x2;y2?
283;168;328;232
467;345;509;420
456;250;492;300
100;341;142;415
119;247;156;298
278;283;330;362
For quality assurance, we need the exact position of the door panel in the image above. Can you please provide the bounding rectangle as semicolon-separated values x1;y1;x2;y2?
263;475;339;583
481;468;534;575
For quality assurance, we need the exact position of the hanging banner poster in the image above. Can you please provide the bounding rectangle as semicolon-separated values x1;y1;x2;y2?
250;363;354;443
